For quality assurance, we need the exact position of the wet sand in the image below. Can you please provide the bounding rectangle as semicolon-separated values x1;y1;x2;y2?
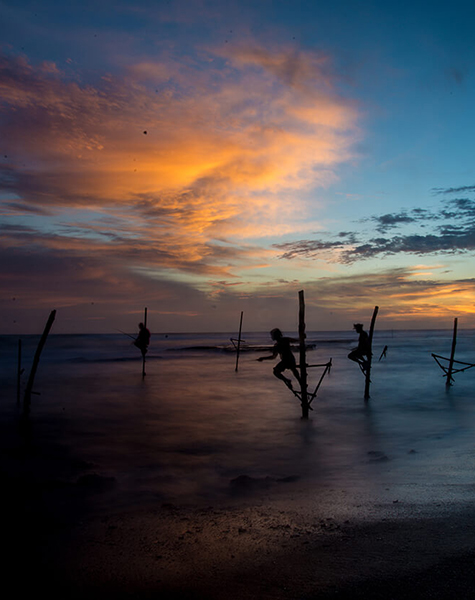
3;438;475;600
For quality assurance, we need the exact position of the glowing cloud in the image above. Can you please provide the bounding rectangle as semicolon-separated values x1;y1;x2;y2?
1;44;360;278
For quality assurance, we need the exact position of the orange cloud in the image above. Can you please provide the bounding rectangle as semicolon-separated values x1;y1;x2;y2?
300;267;475;326
0;43;366;335
1;45;360;277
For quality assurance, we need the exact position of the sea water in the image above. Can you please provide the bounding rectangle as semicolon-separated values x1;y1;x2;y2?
1;329;475;515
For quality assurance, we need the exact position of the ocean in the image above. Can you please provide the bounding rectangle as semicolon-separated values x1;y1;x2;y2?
1;329;475;519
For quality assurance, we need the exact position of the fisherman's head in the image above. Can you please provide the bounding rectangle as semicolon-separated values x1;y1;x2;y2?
139;322;144;329
270;328;283;341
353;323;364;333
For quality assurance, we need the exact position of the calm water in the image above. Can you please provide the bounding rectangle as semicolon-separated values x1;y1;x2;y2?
1;329;475;515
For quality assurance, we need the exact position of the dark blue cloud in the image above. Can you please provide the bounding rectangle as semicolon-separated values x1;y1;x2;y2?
275;192;475;263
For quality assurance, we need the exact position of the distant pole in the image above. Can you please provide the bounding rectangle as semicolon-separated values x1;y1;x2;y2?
298;290;309;419
364;306;379;401
235;311;243;372
24;310;56;412
446;317;458;388
17;339;22;405
142;307;148;378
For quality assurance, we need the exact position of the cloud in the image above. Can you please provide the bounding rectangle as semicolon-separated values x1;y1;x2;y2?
224;45;335;92
187;266;475;331
432;185;475;195
0;46;360;286
371;211;416;233
275;195;475;264
0;47;359;202
303;267;475;324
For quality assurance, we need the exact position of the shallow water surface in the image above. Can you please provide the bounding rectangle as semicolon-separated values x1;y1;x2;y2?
1;329;475;514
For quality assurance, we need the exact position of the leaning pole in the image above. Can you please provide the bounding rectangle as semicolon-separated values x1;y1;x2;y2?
24;309;56;413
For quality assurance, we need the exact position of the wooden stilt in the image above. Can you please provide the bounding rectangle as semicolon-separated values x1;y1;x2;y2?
432;317;475;385
24;310;56;412
17;339;22;405
269;292;331;414
298;290;309;419
235;311;243;372
446;317;458;387
142;307;148;378
364;306;379;400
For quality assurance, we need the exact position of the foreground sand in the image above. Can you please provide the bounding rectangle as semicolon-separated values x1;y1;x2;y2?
3;445;475;600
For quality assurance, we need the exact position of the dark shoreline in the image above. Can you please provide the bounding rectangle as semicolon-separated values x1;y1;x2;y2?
4;460;475;600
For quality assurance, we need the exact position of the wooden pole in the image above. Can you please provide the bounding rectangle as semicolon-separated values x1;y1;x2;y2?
17;339;22;405
446;317;458;387
24;310;56;412
142;307;148;378
235;311;243;372
364;305;379;400
298;290;309;419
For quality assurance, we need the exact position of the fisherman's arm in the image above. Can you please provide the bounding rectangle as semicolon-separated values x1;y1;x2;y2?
257;348;279;361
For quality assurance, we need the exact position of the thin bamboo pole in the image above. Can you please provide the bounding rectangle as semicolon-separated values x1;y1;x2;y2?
17;339;22;405
298;290;309;419
364;306;379;400
235;311;243;372
142;307;148;378
446;317;458;387
24;310;56;412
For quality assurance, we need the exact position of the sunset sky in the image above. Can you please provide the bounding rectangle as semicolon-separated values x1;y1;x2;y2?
1;0;475;334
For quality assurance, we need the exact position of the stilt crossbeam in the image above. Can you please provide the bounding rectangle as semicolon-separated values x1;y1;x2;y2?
308;360;332;406
283;359;332;409
432;318;475;387
432;354;475;384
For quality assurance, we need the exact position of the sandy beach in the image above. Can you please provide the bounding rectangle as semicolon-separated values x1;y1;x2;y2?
3;420;475;600
3;469;475;599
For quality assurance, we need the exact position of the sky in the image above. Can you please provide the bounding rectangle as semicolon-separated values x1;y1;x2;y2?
1;0;475;334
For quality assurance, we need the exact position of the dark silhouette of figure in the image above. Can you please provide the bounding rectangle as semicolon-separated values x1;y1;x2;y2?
348;323;370;373
134;322;150;358
257;328;301;389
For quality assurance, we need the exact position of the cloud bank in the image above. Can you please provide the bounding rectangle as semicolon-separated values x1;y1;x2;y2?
275;196;475;264
0;47;359;254
0;43;362;331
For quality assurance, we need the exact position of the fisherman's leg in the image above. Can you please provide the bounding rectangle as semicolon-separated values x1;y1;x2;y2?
273;362;292;386
290;366;302;385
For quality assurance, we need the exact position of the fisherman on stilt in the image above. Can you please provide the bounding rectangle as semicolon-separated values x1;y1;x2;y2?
348;323;371;375
257;328;301;390
134;322;151;360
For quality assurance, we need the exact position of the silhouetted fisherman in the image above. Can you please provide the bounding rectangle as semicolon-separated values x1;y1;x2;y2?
134;322;151;358
348;323;370;374
257;328;301;390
